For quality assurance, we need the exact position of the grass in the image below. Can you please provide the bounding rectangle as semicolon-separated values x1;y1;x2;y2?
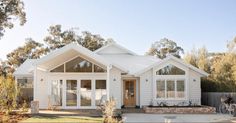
21;115;103;123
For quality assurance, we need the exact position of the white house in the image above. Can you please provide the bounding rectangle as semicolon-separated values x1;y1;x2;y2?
14;42;208;109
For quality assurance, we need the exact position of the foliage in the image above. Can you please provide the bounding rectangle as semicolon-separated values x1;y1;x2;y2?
0;59;14;77
20;100;28;113
0;75;19;115
6;38;48;68
44;25;106;51
0;0;26;38
146;38;184;59
184;37;236;92
5;24;108;70
99;98;119;123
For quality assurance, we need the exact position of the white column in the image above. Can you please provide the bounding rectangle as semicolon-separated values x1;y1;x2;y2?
106;65;112;100
33;66;37;101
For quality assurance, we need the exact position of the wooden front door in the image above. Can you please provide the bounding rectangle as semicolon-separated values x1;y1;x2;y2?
123;80;136;107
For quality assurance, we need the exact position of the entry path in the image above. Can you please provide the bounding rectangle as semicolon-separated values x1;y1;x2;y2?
123;113;236;123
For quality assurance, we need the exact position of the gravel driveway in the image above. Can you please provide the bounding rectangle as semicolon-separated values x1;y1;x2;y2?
123;113;236;123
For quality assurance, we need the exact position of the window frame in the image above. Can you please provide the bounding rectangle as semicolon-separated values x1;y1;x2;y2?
155;78;186;100
154;63;187;100
49;55;107;73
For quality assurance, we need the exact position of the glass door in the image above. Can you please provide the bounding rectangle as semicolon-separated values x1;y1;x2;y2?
80;80;92;107
66;80;77;107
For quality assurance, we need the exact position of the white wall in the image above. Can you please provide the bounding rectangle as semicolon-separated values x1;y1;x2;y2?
139;69;153;107
188;70;201;105
109;67;122;109
34;68;49;109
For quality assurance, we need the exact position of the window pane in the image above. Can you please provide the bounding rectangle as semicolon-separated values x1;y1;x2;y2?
156;80;165;98
177;80;185;98
66;80;77;106
50;64;64;72
94;64;106;73
81;80;92;106
51;80;63;106
167;80;175;98
17;78;33;88
66;56;92;72
95;80;106;106
157;64;185;75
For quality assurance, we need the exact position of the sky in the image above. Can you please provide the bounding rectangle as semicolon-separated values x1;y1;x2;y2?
0;0;236;60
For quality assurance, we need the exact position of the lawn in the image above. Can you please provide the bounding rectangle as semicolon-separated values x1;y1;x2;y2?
21;115;103;123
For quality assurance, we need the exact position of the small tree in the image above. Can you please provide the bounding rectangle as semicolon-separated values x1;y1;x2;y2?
0;75;19;115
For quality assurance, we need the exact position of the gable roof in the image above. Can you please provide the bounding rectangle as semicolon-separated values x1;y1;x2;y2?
13;59;36;77
95;41;137;55
134;55;209;77
36;42;128;72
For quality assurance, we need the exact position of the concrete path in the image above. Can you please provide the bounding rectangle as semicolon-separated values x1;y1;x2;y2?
123;113;236;123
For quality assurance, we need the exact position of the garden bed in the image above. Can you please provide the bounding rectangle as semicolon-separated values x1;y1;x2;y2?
0;112;30;123
144;105;216;114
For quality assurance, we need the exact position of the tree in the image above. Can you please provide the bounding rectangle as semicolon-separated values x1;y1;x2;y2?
6;24;109;69
0;0;26;38
146;38;184;59
227;36;236;52
44;25;106;51
44;25;81;50
6;38;48;68
197;47;210;72
184;47;198;67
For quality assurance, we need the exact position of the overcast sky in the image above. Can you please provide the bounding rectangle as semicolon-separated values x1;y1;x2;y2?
1;0;236;60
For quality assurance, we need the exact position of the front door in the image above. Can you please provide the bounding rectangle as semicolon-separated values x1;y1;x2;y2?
123;80;136;107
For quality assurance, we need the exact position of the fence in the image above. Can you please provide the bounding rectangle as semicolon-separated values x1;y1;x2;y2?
202;92;236;112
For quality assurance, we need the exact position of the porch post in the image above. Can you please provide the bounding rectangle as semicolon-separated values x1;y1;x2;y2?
106;65;112;101
33;65;37;101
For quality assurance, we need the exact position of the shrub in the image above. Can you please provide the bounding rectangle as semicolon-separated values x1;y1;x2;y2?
0;76;19;115
99;98;120;123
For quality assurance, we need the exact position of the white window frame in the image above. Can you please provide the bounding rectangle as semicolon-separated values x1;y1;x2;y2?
49;55;107;73
155;77;186;100
153;62;188;101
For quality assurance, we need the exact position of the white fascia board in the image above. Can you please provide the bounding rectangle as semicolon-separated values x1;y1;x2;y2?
36;43;109;66
134;55;209;77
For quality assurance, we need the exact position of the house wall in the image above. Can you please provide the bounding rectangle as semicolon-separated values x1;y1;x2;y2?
188;70;201;105
34;68;49;109
109;67;122;109
139;59;202;107
140;69;153;107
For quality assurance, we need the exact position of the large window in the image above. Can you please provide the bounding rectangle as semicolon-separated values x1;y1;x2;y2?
167;80;175;98
157;64;185;75
176;80;185;98
17;78;33;88
156;80;165;98
156;79;185;99
50;56;106;73
50;64;64;72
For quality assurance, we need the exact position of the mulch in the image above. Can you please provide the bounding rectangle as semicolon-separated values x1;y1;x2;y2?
0;112;30;123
